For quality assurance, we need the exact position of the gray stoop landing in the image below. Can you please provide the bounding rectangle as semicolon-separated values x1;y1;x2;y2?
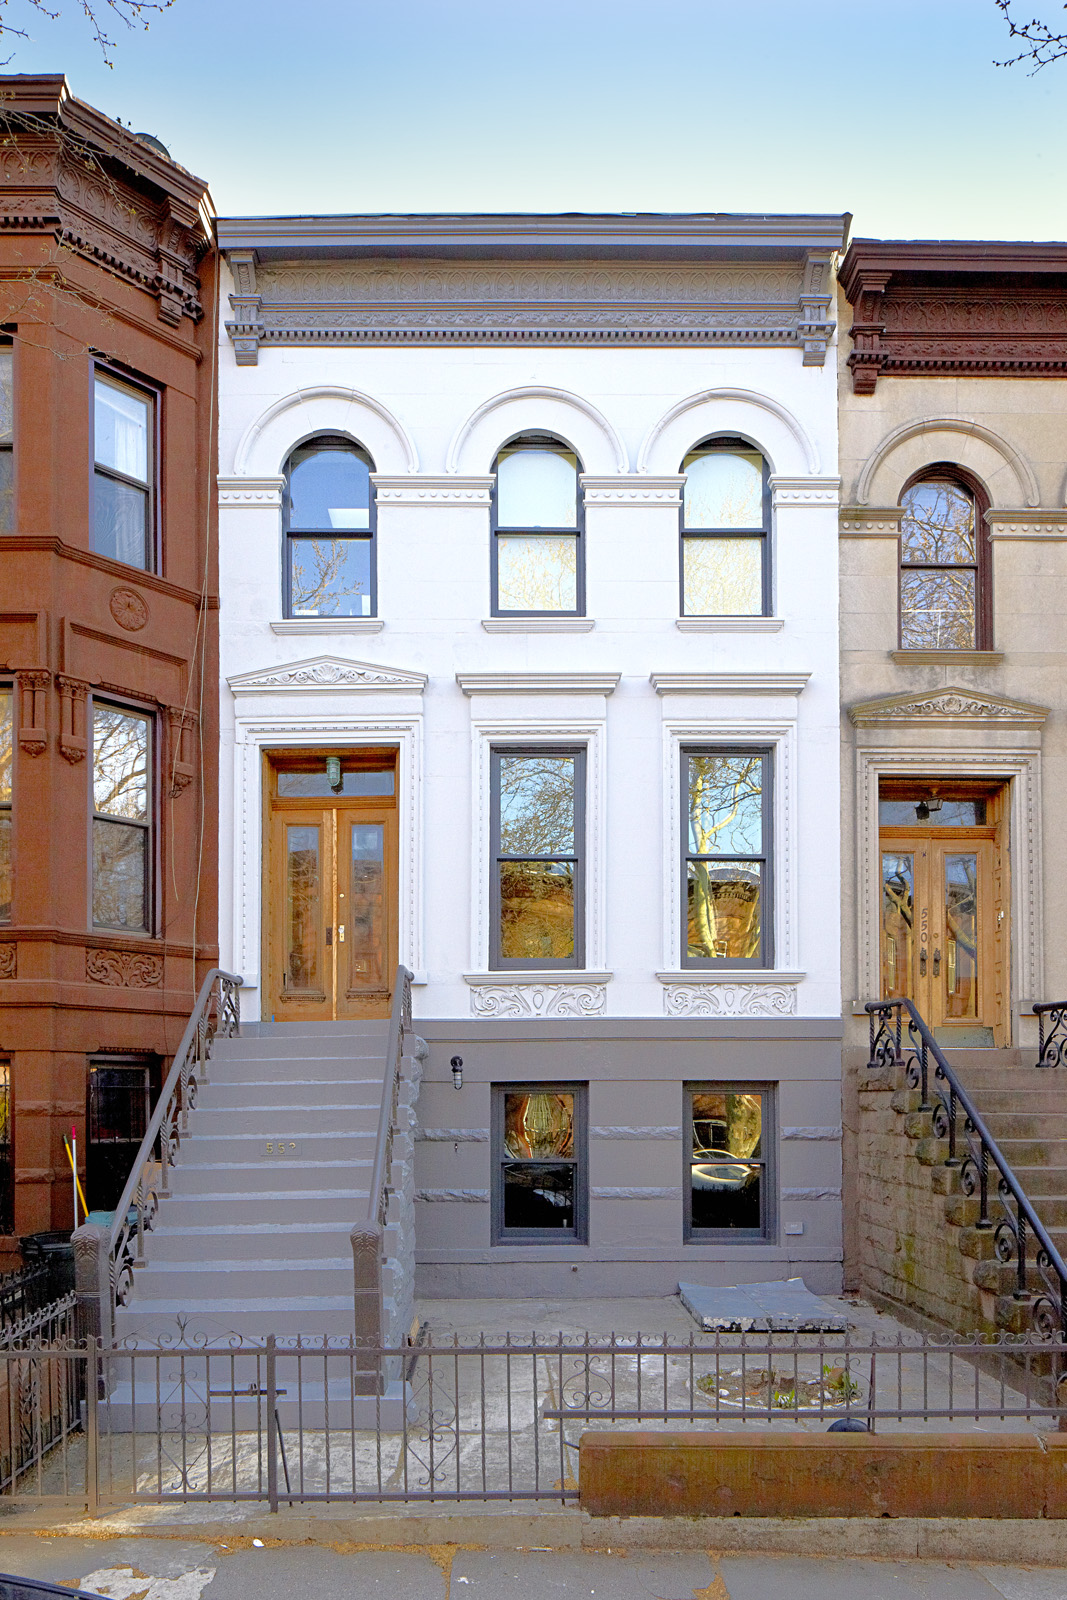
112;1023;392;1348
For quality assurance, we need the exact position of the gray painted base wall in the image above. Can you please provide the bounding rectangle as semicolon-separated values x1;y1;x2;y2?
413;1017;844;1300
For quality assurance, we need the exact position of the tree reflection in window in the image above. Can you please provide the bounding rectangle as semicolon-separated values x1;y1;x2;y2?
492;439;582;614
685;751;769;965
900;480;979;649
688;1089;765;1233
681;442;768;616
496;1087;584;1239
285;437;375;618
92;704;150;932
493;750;583;967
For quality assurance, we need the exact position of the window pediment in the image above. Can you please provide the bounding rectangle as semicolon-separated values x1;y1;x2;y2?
227;655;427;694
848;687;1047;727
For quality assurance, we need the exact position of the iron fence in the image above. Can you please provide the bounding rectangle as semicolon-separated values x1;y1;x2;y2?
1;1324;1066;1510
0;1293;77;1497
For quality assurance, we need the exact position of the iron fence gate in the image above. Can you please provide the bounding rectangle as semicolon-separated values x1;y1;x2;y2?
2;1327;1066;1510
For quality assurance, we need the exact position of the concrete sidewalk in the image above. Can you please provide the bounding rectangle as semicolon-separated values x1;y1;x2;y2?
0;1530;1065;1599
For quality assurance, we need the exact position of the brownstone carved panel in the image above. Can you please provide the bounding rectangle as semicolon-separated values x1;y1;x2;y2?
0;946;15;980
85;948;163;987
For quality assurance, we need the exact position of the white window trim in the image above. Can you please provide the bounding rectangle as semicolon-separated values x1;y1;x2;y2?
661;717;799;976
228;710;424;1012
469;714;607;975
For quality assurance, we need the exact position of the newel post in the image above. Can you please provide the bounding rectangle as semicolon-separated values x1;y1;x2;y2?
351;1221;384;1394
72;1222;113;1391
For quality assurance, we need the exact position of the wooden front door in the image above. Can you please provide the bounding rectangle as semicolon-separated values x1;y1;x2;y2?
879;783;1008;1047
266;754;398;1021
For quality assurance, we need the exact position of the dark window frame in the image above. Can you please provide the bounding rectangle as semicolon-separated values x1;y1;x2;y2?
679;435;772;618
0;679;12;926
0;336;14;536
681;745;773;970
683;1081;776;1243
282;433;378;620
897;463;992;651
89;694;157;938
87;1053;159;1213
491;1081;588;1245
490;433;585;618
91;362;161;575
0;1058;12;1236
490;744;586;972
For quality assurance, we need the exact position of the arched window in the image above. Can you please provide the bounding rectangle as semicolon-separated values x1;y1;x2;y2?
898;470;989;650
680;439;769;617
491;435;583;616
283;436;376;618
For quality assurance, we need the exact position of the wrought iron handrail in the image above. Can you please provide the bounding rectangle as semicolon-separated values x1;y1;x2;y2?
1035;1001;1067;1068
368;966;413;1231
106;968;242;1312
867;996;1067;1338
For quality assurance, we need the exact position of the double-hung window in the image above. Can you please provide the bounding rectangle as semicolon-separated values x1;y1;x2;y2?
899;473;988;649
680;439;769;616
93;370;156;571
685;1084;772;1239
684;748;772;967
284;436;376;618
0;686;10;923
0;342;12;533
92;703;152;934
491;747;584;969
492;1084;587;1243
492;437;583;615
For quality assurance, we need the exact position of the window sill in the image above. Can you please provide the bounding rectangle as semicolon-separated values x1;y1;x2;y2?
465;970;612;984
657;970;804;984
889;649;1003;665
481;618;595;633
271;618;384;635
676;617;784;633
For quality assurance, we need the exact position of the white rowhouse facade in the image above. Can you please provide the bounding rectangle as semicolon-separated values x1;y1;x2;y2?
215;214;849;1296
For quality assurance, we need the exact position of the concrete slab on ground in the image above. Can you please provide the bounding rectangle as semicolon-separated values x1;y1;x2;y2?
677;1278;850;1333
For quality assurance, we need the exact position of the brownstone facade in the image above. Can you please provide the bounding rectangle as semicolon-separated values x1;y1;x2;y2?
0;75;218;1256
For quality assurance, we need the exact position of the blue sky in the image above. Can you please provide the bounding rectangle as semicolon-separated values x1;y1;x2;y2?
3;0;1064;237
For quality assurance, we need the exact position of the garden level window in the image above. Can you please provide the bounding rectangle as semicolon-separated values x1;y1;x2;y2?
92;703;152;934
0;686;10;923
492;437;583;615
491;747;584;969
93;371;155;571
685;1085;771;1239
284;436;376;618
492;1084;587;1243
0;1061;11;1235
684;748;772;967
0;342;12;533
681;440;769;616
899;474;989;650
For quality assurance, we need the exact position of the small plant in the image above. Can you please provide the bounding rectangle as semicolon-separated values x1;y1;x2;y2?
822;1364;860;1402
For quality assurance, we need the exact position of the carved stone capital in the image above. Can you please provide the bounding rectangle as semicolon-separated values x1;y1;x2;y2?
15;669;50;755
56;675;89;764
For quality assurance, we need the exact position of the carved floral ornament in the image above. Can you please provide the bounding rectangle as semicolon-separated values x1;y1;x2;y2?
469;983;608;1018
0;946;15;981
225;250;836;365
663;983;798;1018
228;656;428;694
849;688;1048;728
109;588;150;632
85;948;163;987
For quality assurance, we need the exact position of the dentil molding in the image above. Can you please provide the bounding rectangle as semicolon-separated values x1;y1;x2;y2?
371;475;494;506
217;476;285;507
224;253;836;364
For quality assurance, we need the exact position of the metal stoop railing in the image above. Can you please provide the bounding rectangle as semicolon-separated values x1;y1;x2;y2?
71;968;242;1347
867;996;1067;1340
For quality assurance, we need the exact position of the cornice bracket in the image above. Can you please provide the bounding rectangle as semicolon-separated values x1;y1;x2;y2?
226;249;264;367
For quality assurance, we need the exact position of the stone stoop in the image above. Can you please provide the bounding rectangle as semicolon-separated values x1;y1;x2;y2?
856;1048;1067;1336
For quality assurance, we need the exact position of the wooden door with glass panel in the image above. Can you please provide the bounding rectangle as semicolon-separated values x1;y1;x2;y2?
266;754;397;1021
880;783;1007;1047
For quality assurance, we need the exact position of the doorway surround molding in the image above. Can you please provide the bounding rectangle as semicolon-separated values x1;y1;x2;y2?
848;687;1047;1024
226;657;425;1015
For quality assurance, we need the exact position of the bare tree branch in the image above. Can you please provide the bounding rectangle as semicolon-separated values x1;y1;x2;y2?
0;0;174;68
995;0;1067;71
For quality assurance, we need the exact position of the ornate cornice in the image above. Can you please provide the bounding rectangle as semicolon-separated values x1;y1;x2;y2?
223;251;837;364
228;655;427;694
770;475;841;507
840;241;1067;393
0;80;211;326
848;687;1048;727
580;475;685;507
985;509;1067;540
839;506;905;537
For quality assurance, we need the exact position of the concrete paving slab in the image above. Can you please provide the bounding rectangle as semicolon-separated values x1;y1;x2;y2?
678;1278;850;1333
453;1549;719;1599
717;1554;1009;1599
979;1569;1067;1600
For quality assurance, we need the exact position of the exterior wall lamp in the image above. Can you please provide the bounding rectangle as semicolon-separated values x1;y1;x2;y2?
450;1055;463;1091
